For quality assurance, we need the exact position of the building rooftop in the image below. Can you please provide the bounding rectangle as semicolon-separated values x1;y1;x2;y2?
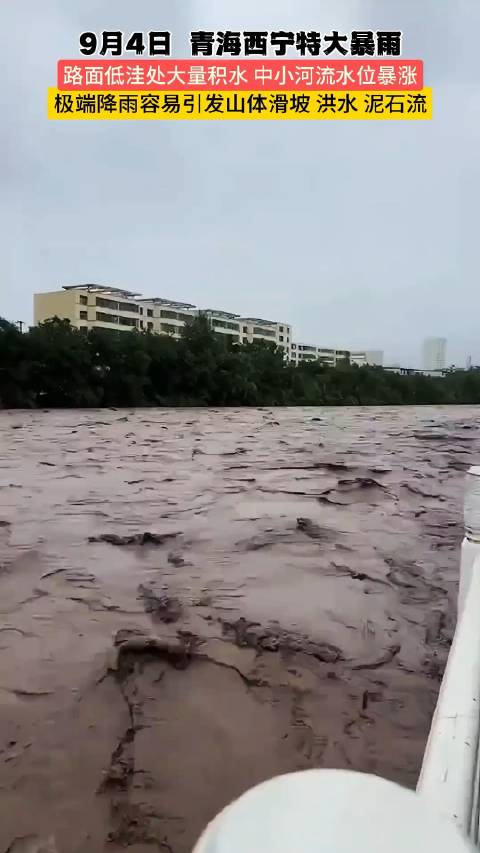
202;309;240;320
62;284;141;298
241;317;276;326
136;297;197;309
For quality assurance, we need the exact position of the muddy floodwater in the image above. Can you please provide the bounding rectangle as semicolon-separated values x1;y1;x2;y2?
0;405;477;853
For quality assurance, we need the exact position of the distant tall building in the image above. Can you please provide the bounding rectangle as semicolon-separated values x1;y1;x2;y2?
422;337;446;371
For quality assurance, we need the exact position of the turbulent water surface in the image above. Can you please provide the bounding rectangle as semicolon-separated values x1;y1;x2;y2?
0;406;477;853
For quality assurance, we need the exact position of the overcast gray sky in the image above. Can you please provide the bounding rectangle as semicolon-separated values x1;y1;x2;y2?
2;0;478;367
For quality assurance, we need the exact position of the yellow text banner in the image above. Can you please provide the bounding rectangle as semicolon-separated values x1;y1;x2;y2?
48;88;432;120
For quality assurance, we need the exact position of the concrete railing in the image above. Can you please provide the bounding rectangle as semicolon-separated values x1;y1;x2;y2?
191;468;480;851
417;466;480;842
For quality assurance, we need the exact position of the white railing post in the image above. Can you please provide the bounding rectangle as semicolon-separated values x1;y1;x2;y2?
459;466;480;613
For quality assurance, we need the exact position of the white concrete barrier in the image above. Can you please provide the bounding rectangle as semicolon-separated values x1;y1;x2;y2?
417;466;480;840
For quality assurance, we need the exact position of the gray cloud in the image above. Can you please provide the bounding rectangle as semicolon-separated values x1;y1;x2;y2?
2;0;478;366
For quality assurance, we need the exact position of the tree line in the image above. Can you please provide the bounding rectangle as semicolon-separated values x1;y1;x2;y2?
1;316;479;408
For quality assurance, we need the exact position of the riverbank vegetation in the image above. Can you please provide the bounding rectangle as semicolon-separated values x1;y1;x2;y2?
1;316;479;408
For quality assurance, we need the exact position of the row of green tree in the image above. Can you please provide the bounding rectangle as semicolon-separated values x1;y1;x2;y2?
1;316;479;408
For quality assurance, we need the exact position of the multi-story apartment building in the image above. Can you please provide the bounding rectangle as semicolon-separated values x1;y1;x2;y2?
33;286;382;370
200;309;242;344
137;301;291;352
350;350;384;367
136;297;197;338
33;286;291;355
290;343;350;366
34;284;148;332
239;317;291;358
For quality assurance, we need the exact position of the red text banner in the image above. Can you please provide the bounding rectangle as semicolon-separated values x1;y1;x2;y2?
58;59;423;91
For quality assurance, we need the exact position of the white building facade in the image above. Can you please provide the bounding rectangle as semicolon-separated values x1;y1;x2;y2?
350;350;384;367
290;343;350;367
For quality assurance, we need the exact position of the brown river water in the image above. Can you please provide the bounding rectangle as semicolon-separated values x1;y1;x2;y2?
0;406;478;853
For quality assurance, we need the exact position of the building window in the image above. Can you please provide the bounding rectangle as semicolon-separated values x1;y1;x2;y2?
159;309;191;321
243;325;248;333
79;295;88;305
279;325;284;332
96;296;118;310
118;301;139;314
147;322;153;331
79;311;88;320
147;309;153;317
212;319;239;331
96;311;118;324
118;316;138;327
253;326;275;337
279;335;284;341
95;296;138;314
160;323;177;334
139;307;143;315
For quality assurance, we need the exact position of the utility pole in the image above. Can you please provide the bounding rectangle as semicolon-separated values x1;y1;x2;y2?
16;321;24;333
